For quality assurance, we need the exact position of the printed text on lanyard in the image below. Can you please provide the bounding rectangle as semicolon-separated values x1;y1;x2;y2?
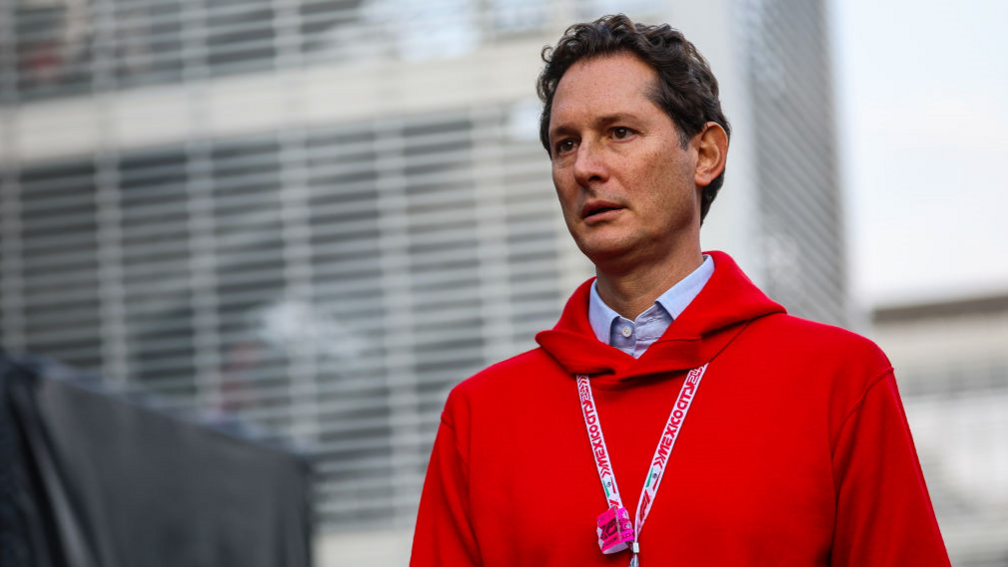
577;363;708;567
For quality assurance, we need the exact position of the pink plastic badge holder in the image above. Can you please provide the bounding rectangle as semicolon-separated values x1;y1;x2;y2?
596;506;634;554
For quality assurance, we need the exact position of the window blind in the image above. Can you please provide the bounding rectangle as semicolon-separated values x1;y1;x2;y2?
0;104;576;530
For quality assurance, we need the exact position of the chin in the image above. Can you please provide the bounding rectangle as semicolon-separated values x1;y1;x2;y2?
576;241;635;267
572;228;628;252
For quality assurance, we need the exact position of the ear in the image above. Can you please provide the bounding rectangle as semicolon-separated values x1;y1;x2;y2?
694;122;728;187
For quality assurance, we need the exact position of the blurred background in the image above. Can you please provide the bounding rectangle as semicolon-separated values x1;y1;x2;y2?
0;0;1005;565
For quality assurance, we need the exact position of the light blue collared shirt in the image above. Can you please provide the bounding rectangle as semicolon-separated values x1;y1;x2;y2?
589;255;714;358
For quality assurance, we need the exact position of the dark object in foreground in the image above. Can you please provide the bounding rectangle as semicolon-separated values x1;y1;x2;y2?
0;350;312;567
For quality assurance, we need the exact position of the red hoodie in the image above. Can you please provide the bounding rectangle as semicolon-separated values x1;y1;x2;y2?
411;251;950;566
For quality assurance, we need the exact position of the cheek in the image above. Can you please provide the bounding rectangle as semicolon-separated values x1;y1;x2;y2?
551;167;562;190
643;157;694;210
552;171;577;207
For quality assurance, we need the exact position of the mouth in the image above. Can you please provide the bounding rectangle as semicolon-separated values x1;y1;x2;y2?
581;201;623;222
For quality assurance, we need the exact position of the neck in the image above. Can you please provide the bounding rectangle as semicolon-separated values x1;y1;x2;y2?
595;248;704;321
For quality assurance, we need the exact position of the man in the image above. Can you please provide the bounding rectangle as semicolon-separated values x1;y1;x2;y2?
411;14;950;567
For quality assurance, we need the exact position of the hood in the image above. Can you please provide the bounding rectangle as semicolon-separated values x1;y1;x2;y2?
535;251;785;382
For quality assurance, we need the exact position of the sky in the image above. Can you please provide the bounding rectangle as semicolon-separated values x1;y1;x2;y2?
833;0;1008;306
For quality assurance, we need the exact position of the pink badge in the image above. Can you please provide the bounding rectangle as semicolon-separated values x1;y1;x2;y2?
595;506;634;554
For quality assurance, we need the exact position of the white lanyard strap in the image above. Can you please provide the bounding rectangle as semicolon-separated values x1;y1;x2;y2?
632;363;707;538
577;377;624;508
577;363;709;550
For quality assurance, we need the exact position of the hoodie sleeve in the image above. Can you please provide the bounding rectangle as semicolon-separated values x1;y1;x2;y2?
410;394;481;567
829;370;951;566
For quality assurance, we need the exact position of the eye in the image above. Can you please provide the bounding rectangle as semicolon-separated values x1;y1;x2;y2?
611;127;634;140
555;139;577;155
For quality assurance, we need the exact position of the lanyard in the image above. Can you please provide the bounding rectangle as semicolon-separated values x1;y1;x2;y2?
576;363;708;566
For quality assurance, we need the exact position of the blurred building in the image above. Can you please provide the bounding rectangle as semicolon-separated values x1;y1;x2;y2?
1;0;846;564
871;293;1008;567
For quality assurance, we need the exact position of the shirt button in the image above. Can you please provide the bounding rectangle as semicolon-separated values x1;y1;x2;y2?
621;326;633;338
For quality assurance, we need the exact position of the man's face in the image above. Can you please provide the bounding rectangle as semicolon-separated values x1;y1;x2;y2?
548;52;702;271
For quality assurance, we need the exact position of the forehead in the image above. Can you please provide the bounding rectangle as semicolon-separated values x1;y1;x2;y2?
550;52;661;124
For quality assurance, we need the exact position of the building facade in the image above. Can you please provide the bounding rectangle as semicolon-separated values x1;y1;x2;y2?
1;0;847;564
871;293;1008;567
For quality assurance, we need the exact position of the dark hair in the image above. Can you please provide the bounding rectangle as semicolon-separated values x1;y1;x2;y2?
537;14;731;222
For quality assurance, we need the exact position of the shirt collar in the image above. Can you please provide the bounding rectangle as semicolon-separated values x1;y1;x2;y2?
589;254;715;344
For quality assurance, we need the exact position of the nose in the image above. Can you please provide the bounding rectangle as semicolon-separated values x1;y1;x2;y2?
573;140;608;188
